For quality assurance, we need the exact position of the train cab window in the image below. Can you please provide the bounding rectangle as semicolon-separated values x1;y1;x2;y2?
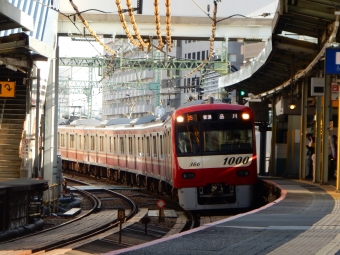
90;136;95;151
70;134;75;148
146;136;150;157
203;124;253;153
99;136;104;152
152;135;157;157
177;125;200;154
61;134;65;147
120;137;125;154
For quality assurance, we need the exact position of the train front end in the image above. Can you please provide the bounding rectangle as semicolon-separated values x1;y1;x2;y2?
172;101;257;210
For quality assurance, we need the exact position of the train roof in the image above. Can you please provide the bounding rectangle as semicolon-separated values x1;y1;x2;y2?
177;98;226;109
130;115;157;125
176;98;250;111
100;118;131;126
69;119;101;126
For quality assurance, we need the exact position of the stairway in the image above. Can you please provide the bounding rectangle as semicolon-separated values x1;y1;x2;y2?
0;81;26;180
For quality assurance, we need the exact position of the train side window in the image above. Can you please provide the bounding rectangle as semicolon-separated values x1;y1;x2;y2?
78;135;82;149
91;136;95;151
120;136;125;154
99;136;104;152
109;137;112;153
70;134;75;148
160;135;164;158
84;135;87;150
128;137;133;155
146;136;150;157
152;135;157;157
138;137;144;156
61;134;65;147
168;130;171;155
164;133;167;155
114;136;117;153
57;132;60;148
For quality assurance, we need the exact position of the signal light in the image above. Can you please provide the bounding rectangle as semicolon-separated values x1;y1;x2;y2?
239;90;247;97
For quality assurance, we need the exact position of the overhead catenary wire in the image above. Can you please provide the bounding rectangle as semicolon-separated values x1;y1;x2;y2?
185;0;217;77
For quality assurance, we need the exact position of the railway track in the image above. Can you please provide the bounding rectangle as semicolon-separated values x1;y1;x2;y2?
0;180;137;253
0;170;252;255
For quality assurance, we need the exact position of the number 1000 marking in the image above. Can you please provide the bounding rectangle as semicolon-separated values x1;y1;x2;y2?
223;156;250;166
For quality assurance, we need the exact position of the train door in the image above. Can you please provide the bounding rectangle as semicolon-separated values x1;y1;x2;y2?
127;135;135;170
164;129;172;183
118;135;127;169
159;133;165;178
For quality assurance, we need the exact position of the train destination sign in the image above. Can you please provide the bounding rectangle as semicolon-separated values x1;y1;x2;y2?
0;81;15;97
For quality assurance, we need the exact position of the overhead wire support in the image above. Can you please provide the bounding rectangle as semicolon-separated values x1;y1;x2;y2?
185;0;218;77
68;0;117;56
116;0;149;49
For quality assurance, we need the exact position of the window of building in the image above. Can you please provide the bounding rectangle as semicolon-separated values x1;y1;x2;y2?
202;51;205;60
185;53;187;59
228;54;237;62
193;52;196;60
188;53;191;59
197;51;200;60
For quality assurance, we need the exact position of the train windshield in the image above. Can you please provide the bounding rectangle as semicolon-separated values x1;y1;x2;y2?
176;112;253;155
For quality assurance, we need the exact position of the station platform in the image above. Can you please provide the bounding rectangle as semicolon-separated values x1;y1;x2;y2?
106;177;340;255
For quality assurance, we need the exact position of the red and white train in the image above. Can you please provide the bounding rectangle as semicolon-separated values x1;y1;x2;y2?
58;98;258;210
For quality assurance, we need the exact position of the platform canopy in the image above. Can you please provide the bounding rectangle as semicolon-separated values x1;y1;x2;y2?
219;0;340;97
57;0;277;41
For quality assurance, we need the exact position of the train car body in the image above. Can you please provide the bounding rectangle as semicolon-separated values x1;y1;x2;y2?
58;99;257;210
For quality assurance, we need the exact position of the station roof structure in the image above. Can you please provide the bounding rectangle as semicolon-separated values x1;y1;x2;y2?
219;0;340;98
0;0;53;73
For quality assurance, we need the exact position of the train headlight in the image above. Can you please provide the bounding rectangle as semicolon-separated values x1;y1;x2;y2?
237;170;250;177
176;116;184;122
182;172;195;179
242;113;250;120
